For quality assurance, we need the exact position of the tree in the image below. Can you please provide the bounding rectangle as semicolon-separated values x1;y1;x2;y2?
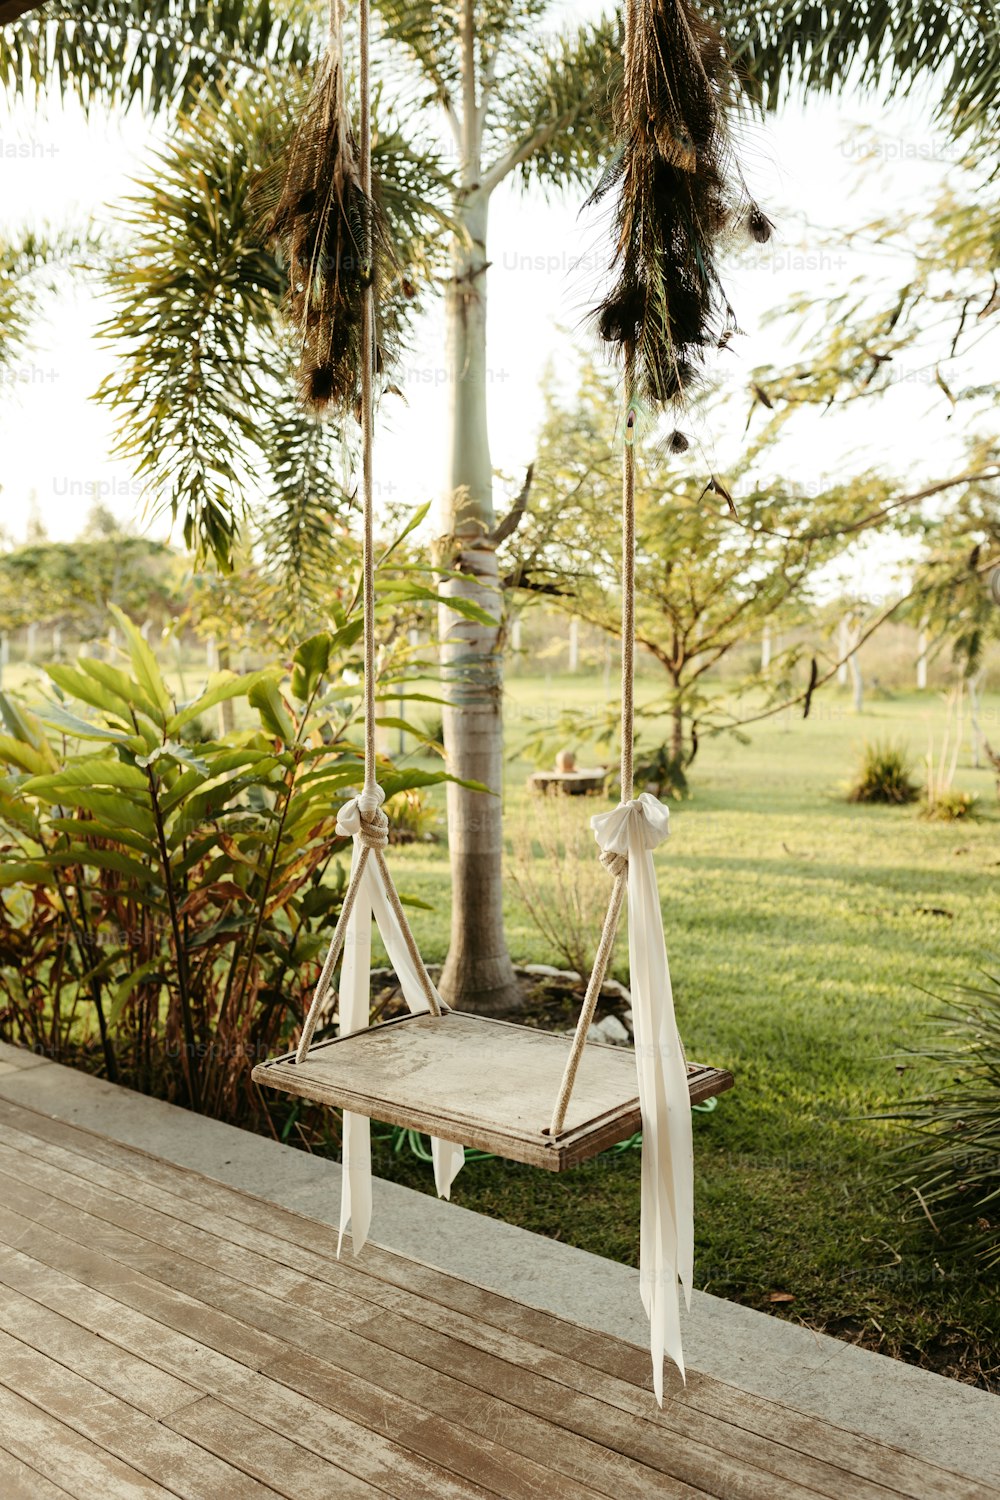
9;4;613;1011
511;356;902;763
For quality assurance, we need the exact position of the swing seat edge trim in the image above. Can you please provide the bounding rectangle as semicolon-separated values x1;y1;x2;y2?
252;1010;734;1171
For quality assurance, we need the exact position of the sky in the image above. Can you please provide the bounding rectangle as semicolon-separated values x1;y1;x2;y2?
0;17;986;603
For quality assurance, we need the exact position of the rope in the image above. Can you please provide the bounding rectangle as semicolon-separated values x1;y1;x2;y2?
294;0;441;1066
358;0;377;809
549;347;638;1138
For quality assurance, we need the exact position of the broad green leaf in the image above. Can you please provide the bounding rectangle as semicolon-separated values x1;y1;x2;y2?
249;678;295;744
30;787;157;837
0;861;55;887
375;716;443;749
0;693;57;767
78;659;159;722
381;582;497;625
291;633;332;704
136;741;211;776
23;760;148;796
380;768;491;799
109;604;172;721
167;670;273;736
39;701;143;747
47;664;133;722
46;846;153;883
48;817;158;860
0;733;56;777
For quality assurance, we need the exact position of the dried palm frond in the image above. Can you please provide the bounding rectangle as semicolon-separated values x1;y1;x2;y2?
256;11;394;413
592;0;772;407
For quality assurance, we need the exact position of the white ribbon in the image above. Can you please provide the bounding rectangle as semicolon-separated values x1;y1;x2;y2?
591;792;693;1403
335;791;465;1257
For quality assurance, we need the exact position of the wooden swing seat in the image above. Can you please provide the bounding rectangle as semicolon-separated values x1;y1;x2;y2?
252;1010;733;1171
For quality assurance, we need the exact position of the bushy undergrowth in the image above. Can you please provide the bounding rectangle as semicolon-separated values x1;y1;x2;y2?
848;740;919;805
0;609;453;1130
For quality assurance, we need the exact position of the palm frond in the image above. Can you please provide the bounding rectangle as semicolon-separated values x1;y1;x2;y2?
486;17;619;190
0;0;319;115
718;0;1000;145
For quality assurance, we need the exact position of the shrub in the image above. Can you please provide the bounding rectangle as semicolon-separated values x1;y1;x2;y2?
613;741;688;801
506;798;620;980
920;788;979;822
847;740;919;805
0;608;453;1128
888;974;1000;1267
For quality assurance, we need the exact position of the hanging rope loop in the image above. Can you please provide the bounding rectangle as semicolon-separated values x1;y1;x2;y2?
599;847;629;879
337;790;389;849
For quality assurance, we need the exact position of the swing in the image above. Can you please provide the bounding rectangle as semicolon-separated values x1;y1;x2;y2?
253;0;764;1396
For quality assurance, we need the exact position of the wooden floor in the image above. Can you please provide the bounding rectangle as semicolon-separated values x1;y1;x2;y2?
0;1098;992;1500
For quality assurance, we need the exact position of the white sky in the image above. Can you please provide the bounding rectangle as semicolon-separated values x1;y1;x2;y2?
0;22;988;604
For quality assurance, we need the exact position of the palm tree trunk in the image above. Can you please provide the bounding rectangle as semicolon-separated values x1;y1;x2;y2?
437;180;520;1012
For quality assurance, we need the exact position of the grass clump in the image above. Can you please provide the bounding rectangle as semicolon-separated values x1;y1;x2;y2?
888;974;1000;1269
848;740;919;805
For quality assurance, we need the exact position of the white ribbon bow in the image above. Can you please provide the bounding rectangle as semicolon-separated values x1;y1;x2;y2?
335;791;465;1257
591;792;693;1403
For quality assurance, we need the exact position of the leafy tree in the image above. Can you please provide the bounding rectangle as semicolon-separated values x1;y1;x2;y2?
749;173;1000;682
721;0;1000;145
512;355;950;762
0;536;181;636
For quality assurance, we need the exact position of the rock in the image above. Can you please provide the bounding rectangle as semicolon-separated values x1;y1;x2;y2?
593;1014;630;1045
600;978;632;1004
521;963;582;984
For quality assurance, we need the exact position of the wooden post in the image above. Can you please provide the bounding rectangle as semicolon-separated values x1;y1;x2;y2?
568;617;579;674
25;621;37;661
761;622;772;673
836;616;849;686
916;628;928;690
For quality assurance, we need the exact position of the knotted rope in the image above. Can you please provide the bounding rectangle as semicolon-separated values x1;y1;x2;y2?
549;351;638;1138
295;0;440;1069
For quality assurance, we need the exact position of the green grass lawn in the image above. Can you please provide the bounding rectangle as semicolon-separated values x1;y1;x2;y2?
373;679;1000;1388
6;653;997;1383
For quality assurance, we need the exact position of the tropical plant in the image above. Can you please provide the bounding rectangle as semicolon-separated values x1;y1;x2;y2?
0;605;457;1126
847;740;919;804
888;973;1000;1268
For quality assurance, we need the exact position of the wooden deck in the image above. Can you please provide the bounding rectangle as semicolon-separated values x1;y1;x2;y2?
0;1096;992;1500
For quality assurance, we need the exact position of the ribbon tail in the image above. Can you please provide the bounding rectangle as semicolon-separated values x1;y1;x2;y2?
628;836;693;1397
368;873;467;1199
337;842;374;1257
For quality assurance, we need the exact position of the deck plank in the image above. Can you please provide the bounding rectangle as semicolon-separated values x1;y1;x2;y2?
0;1443;88;1500
0;1325;283;1499
0;1095;992;1500
0;1149;829;1499
0;1197;697;1500
0;1243;529;1500
0;1133;959;1500
0;1096;984;1500
0;1368;185;1500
